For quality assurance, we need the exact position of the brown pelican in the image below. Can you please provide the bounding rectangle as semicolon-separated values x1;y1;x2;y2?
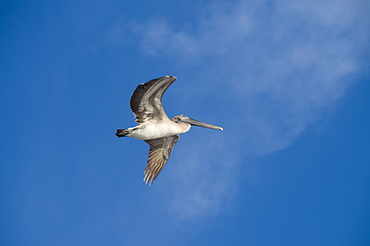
116;76;223;185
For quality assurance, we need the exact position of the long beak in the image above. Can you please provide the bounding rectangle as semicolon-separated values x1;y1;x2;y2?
180;117;223;131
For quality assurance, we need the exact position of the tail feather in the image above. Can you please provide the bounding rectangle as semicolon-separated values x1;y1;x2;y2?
115;129;131;137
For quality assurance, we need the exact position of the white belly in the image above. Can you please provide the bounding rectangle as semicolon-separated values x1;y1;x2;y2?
128;122;190;140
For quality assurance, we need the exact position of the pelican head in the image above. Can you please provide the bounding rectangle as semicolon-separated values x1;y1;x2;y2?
172;115;223;131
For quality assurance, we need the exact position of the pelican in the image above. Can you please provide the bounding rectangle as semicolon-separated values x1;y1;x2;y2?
116;76;223;185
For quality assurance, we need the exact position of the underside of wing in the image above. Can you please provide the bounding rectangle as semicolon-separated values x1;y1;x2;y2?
143;135;180;185
130;76;177;124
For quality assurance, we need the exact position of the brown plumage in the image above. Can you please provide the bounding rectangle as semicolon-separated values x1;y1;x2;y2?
116;76;223;185
144;135;179;185
129;76;176;124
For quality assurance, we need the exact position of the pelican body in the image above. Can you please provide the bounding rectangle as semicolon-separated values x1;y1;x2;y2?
116;76;223;185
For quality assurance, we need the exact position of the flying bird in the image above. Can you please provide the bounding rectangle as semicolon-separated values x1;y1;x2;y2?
116;76;223;185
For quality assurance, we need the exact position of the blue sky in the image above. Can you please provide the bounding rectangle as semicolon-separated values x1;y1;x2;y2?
1;0;369;245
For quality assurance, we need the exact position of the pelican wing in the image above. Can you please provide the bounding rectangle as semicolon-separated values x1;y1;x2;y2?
143;135;179;185
130;76;177;124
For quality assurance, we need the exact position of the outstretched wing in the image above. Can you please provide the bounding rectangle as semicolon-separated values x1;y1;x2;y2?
143;135;180;185
130;76;177;124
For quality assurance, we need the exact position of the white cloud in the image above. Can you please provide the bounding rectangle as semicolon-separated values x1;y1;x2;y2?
113;0;369;220
164;134;238;220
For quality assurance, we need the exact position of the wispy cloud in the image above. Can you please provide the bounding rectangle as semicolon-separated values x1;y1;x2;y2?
109;0;369;220
163;133;238;220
